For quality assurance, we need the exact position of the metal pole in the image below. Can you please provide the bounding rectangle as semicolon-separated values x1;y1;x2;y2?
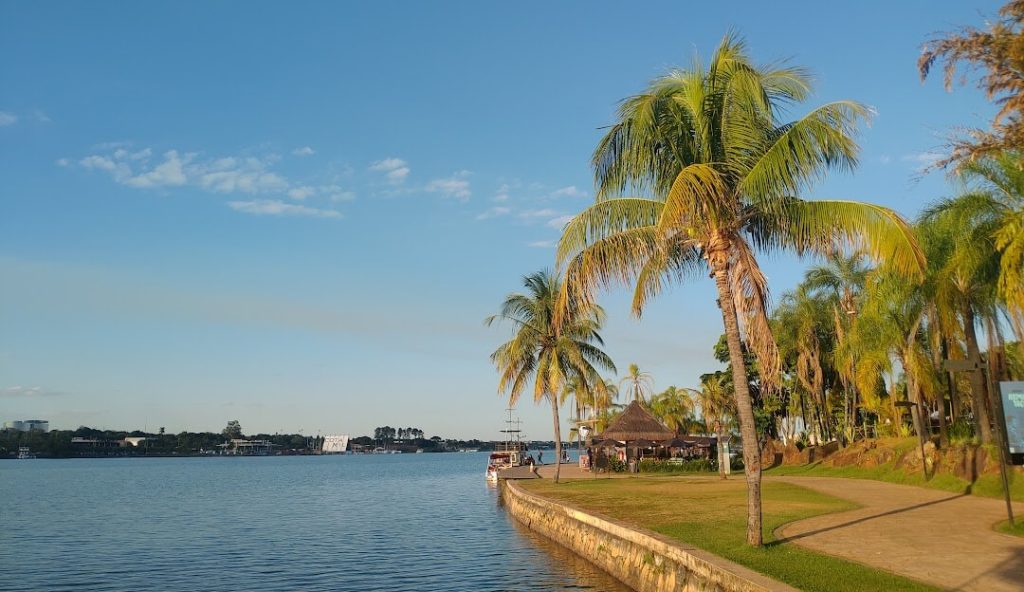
985;367;1015;527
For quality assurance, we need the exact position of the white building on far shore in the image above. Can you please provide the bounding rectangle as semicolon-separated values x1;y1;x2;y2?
3;419;49;432
322;435;350;453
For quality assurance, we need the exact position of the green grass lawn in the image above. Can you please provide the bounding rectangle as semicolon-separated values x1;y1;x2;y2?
996;519;1024;537
521;477;938;592
765;459;1024;503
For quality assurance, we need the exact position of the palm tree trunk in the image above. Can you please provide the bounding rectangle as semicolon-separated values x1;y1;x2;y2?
550;393;563;484
963;308;994;444
710;256;763;547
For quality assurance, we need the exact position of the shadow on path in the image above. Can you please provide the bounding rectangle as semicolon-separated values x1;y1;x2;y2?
770;493;967;546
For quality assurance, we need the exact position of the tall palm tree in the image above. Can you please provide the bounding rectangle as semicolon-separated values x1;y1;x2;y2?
649;385;697;433
772;285;833;442
557;35;924;545
805;252;871;437
620;363;655;403
486;270;616;483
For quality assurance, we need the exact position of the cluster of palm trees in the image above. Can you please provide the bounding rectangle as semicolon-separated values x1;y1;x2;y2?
487;31;1020;548
770;153;1024;452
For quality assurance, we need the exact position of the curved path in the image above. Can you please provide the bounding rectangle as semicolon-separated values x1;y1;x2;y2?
771;476;1024;591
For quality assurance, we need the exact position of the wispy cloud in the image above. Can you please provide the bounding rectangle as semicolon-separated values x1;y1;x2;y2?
426;171;471;201
476;206;511;220
878;155;892;165
32;109;51;123
0;111;18;126
369;157;410;185
518;208;559;219
74;148;289;194
493;183;511;202
292;146;315;157
227;199;341;219
288;186;316;200
527;240;556;248
546;214;574;230
550;185;585;198
902;152;944;165
1;385;64;398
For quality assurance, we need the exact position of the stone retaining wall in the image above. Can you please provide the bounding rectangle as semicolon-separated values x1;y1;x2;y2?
502;480;797;592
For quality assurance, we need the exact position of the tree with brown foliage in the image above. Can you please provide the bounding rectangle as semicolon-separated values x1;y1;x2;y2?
919;1;1024;167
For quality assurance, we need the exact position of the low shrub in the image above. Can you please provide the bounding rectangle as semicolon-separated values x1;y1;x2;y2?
638;458;714;473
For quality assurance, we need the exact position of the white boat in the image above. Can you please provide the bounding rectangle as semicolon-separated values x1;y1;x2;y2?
486;409;529;481
17;447;36;459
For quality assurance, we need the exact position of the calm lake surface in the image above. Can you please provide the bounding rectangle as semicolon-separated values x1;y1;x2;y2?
1;453;629;591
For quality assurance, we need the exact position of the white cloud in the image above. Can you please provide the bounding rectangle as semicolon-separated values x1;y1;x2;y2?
32;109;51;123
494;183;511;202
527;240;556;248
546;214;575;229
227;199;341;219
288;186;317;200
292;146;316;157
551;185;585;198
518;208;559;219
123;150;189;188
902;152;944;165
878;155;892;165
1;385;63;398
320;185;356;202
426;171;471;201
476;206;511;220
0;111;17;126
68;144;360;220
369;157;410;184
195;156;288;194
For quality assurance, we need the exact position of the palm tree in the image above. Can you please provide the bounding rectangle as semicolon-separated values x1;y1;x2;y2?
620;363;655;403
486;270;616;483
689;373;735;480
557;34;924;545
772;285;834;443
649;386;697;433
805;252;871;437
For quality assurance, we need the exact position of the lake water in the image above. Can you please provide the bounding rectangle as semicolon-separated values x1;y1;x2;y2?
0;453;630;591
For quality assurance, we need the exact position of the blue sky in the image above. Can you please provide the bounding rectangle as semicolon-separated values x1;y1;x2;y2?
0;1;1001;439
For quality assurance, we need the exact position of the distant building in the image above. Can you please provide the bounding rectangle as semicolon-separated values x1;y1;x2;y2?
121;437;148;447
218;439;273;455
321;435;350;453
3;419;49;432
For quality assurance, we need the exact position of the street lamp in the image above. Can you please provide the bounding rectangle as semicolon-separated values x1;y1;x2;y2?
579;425;592;471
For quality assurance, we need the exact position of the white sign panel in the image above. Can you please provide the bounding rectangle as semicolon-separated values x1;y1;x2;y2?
322;435;350;453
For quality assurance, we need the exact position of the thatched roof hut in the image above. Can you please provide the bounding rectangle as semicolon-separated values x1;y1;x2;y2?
594;400;674;442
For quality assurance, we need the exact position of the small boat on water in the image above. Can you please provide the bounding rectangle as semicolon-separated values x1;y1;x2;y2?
17;447;36;459
486;409;528;481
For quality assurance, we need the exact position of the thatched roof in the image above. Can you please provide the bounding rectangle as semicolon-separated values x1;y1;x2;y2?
594;400;674;441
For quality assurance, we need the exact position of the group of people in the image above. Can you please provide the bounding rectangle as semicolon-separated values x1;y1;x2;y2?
522;449;572;466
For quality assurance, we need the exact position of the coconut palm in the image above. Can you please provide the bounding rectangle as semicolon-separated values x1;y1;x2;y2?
649;386;697;433
620;363;655;403
486;270;616;483
557;34;924;545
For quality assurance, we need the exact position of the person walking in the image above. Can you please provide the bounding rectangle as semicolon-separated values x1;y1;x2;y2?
538;450;543;465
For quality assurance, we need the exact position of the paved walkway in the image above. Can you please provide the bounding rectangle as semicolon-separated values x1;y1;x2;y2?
771;476;1024;592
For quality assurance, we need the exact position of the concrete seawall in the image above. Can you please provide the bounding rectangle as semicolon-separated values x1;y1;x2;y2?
502;480;797;592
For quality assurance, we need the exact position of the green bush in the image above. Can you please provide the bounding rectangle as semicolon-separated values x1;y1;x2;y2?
608;458;628;473
638;458;714;473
